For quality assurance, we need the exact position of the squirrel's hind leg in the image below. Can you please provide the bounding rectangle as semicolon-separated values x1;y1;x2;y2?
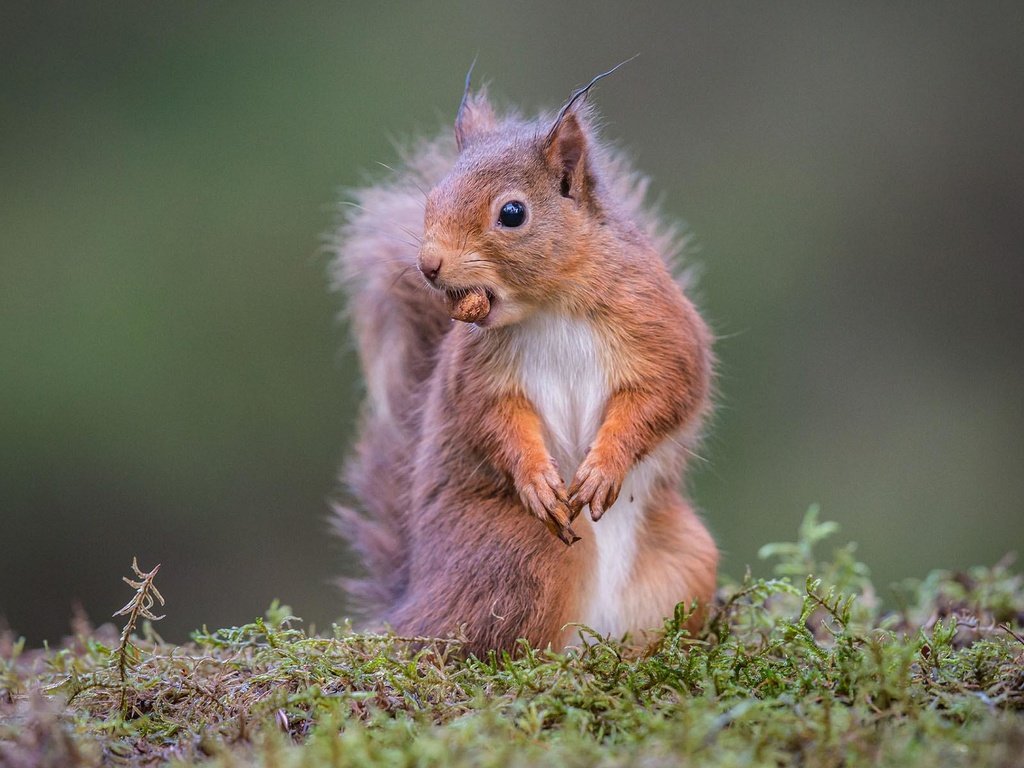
387;492;596;657
624;488;719;638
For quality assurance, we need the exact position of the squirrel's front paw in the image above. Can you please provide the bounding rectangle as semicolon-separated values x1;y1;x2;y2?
568;453;624;522
519;465;579;546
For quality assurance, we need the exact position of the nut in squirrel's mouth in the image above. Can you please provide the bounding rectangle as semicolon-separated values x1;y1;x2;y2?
443;286;496;325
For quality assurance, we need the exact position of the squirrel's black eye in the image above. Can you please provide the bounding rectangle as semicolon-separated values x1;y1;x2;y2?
498;200;526;228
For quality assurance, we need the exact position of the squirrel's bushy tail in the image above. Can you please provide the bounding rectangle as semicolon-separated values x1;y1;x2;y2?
328;138;455;613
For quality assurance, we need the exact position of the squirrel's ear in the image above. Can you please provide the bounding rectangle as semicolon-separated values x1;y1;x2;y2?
455;90;496;151
544;108;592;202
542;59;635;202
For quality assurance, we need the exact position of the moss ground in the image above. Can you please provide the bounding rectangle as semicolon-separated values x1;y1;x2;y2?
2;510;1021;767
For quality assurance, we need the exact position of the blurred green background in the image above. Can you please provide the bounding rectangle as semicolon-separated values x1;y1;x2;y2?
2;3;1022;644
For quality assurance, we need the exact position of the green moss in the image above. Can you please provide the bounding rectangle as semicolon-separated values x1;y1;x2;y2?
1;510;1021;767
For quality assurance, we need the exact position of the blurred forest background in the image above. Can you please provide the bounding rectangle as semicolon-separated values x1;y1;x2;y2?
2;3;1022;645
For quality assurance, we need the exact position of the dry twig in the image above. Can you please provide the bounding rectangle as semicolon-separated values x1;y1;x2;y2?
112;557;165;713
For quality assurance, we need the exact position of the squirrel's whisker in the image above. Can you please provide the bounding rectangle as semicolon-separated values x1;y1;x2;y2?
375;161;429;200
339;201;423;244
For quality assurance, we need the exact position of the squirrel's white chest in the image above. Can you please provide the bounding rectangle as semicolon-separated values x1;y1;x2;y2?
513;314;647;638
514;314;609;472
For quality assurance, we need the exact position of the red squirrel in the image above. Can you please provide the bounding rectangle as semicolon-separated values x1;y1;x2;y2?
331;67;718;655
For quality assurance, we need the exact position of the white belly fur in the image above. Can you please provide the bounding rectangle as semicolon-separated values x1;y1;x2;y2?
514;313;659;637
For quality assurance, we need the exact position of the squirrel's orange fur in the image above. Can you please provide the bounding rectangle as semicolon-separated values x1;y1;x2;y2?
330;76;717;655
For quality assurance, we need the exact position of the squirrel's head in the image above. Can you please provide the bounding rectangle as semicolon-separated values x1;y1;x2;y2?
417;72;612;328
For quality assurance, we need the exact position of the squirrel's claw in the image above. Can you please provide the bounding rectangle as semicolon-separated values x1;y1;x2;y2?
533;498;579;546
568;458;623;522
544;515;580;546
520;468;578;546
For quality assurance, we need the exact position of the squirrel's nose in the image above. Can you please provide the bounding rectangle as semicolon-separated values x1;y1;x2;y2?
418;250;443;285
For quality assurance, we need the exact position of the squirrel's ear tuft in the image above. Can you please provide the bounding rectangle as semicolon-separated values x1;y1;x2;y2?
455;90;496;151
543;59;634;203
544;107;593;202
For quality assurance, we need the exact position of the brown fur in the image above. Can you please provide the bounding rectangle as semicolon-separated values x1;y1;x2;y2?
330;77;717;656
